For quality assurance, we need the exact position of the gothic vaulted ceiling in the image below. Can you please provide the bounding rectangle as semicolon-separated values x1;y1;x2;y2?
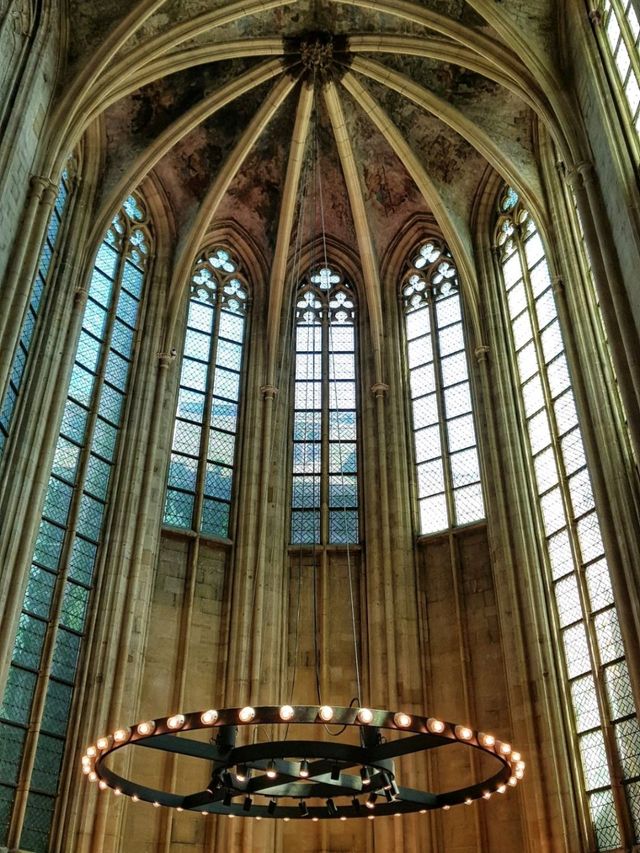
51;0;565;335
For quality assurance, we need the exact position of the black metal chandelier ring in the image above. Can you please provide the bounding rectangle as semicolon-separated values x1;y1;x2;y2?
82;705;525;820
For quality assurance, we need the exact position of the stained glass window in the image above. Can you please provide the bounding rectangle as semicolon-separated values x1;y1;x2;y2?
495;185;640;850
597;0;640;138
0;193;151;853
291;264;359;545
163;246;248;539
0;163;75;459
402;239;484;535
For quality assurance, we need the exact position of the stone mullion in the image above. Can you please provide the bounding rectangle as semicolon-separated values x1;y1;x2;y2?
5;231;128;850
487;235;582;851
550;276;637;849
515;225;626;850
61;253;167;853
193;290;222;533
429;295;455;529
320;304;330;546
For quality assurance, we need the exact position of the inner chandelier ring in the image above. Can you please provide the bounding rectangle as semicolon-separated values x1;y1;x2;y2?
82;705;525;819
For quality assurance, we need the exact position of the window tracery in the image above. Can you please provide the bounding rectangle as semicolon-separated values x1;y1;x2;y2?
495;184;640;850
163;246;248;539
291;264;359;546
401;238;484;535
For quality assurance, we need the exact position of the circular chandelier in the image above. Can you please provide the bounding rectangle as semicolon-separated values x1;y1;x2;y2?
82;704;525;819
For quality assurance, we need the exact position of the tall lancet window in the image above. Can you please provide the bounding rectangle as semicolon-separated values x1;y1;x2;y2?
597;0;640;139
164;247;248;539
291;265;359;545
0;161;75;459
495;185;640;850
0;194;151;852
402;239;484;535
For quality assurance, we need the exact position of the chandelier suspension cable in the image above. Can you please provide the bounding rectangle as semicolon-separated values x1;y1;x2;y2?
316;89;363;710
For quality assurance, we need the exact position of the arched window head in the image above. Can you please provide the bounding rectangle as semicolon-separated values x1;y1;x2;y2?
402;238;484;535
291;263;359;546
495;184;640;851
164;245;248;539
0;191;152;852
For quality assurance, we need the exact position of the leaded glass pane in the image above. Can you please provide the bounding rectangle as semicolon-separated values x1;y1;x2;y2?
0;667;37;724
0;724;25;785
20;791;56;853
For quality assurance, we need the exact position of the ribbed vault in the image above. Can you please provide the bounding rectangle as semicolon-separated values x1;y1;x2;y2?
41;0;574;356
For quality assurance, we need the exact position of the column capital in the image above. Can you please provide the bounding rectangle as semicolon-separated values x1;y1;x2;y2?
576;161;595;183
29;174;57;203
371;382;389;398
260;384;278;400
157;350;177;369
589;8;603;26
474;345;490;363
552;275;565;295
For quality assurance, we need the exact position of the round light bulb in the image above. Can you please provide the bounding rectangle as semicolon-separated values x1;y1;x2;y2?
480;733;495;748
419;809;427;814
255;816;261;821
132;795;140;803
137;720;155;736
367;814;375;820
89;772;98;782
201;811;207;816
515;767;525;779
515;760;526;772
96;736;109;751
176;806;182;812
319;705;333;722
201;709;218;725
340;816;347;821
283;817;290;823
456;726;473;741
312;816;319;822
511;751;521;762
500;742;512;756
279;705;295;721
299;759;310;778
99;780;108;791
239;706;255;723
443;804;450;811
167;714;185;730
428;718;445;734
82;755;91;765
114;788;122;796
357;708;373;724
497;785;507;794
113;728;129;743
464;798;472;805
153;801;160;808
394;712;412;728
82;765;91;775
87;745;97;757
266;760;277;779
508;776;518;787
483;792;491;800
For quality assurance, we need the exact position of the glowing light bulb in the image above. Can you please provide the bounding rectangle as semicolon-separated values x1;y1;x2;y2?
87;745;97;757
367;814;375;821
82;755;91;765
114;788;122;796
132;795;140;803
511;752;521;762
357;708;373;724
419;809;427;815
99;780;108;791
176;806;182;812
96;737;109;751
201;709;218;725
340;816;347;821
508;776;517;787
319;705;333;722
497;785;506;794
201;811;207;816
89;772;98;782
137;720;155;736
515;760;526;772
482;792;491;800
394;712;411;728
464;798;472;806
279;705;295;721
428;718;445;734
82;765;91;775
443;804;450;811
499;742;511;756
456;726;473;741
299;759;310;778
239;706;255;723
256;816;262;821
153;801;160;808
167;714;185;730
283;817;290;823
515;767;524;779
113;728;129;743
266;760;277;779
480;733;495;747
